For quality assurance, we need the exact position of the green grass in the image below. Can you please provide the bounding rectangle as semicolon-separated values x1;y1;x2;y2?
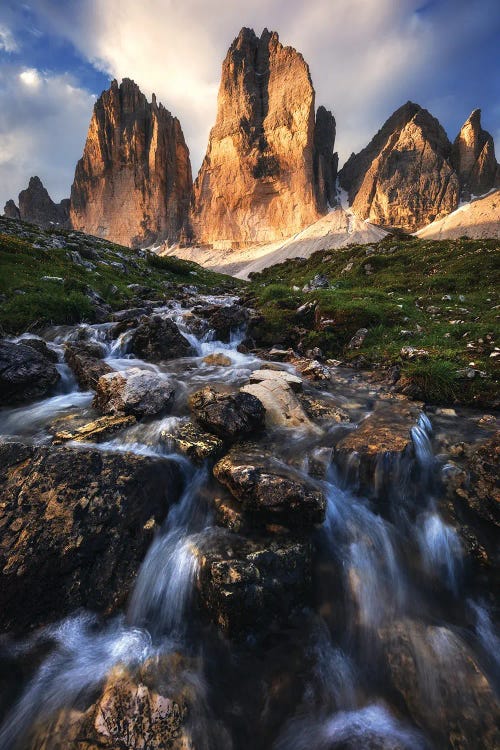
246;236;499;407
0;218;242;334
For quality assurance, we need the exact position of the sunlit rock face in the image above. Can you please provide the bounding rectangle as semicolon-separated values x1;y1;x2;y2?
339;101;460;231
452;109;499;200
189;28;337;249
70;78;192;248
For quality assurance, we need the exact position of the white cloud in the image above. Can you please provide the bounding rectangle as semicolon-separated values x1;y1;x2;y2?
0;65;95;210
33;0;498;177
0;23;18;53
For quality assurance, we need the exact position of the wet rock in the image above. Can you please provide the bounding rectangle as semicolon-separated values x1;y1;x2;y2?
241;378;318;432
213;444;326;526
64;343;113;390
30;657;193;750
249;368;303;392
299;394;350;425
21;338;58;363
295;359;331;381
203;352;232;367
334;403;421;497
53;414;136;444
0;339;60;406
381;619;500;749
0;441;183;633
189;386;265;441
195;529;312;639
130;315;194;361
202;304;249;342
161;421;224;463
112;307;148;322
347;328;368;350
93;368;175;419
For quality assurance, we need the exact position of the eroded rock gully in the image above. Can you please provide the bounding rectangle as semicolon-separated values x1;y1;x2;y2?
0;292;498;750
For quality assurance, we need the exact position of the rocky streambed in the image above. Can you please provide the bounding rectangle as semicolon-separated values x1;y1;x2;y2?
0;291;498;749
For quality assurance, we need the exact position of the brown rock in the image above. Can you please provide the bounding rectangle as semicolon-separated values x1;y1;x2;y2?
64;343;113;390
160;421;224;463
189;386;265;440
339;102;459;231
70;78;192;248
203;352;232;367
0;441;183;633
190;28;335;248
53;414;136;443
213;444;326;526
93;368;175;418
452;109;499;199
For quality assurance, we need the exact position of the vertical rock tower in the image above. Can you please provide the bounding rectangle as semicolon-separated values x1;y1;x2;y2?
190;28;337;248
70;78;192;248
452;109;499;200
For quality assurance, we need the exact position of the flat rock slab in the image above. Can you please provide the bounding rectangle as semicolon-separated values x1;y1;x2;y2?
53;414;136;444
213;444;326;527
249;369;303;391
195;529;312;639
241;379;319;432
0;441;183;634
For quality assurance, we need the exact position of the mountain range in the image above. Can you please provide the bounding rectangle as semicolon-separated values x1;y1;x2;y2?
4;27;499;256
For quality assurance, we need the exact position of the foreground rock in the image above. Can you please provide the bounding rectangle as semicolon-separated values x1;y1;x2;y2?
195;529;312;639
381;619;500;749
64;342;112;390
189;386;265;441
0;442;183;633
29;657;193;750
161;421;224;463
334;403;421;497
339;101;459;231
0;339;60;405
241;376;318;431
130;315;194;361
94;368;175;418
53;414;136;444
213;444;326;527
189;28;336;247
70;78;192;248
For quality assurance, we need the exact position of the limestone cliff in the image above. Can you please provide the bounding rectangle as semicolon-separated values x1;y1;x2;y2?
189;28;337;248
3;177;69;229
339;102;460;231
70;78;192;248
452;109;499;199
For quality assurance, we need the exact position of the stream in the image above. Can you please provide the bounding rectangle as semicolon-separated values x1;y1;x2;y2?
0;293;498;749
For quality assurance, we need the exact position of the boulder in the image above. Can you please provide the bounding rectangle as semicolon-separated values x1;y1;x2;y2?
203;305;249;343
381;620;500;749
347;328;368;350
195;529;312;639
130;315;194;361
93;368;175;419
0;340;60;405
241;379;318;432
29;657;193;750
21;338;58;363
0;441;183;633
160;421;224;463
213;444;326;526
189;386;265;441
64;343;112;391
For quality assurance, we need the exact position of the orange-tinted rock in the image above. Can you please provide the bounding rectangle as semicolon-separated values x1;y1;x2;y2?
70;78;192;248
189;28;336;249
452;109;499;199
339;102;460;231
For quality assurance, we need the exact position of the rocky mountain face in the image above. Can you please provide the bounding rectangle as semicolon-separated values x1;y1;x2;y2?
452;109;499;200
3;176;69;229
189;28;337;248
70;78;192;248
339;102;460;231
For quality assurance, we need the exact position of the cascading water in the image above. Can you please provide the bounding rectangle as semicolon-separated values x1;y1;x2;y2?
0;293;497;750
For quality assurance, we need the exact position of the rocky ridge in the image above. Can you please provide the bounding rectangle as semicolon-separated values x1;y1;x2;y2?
4;176;69;229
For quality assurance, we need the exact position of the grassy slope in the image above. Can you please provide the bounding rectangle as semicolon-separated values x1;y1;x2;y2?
246;236;499;406
0;217;242;334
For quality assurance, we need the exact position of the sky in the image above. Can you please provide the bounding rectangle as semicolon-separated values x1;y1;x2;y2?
0;0;499;210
